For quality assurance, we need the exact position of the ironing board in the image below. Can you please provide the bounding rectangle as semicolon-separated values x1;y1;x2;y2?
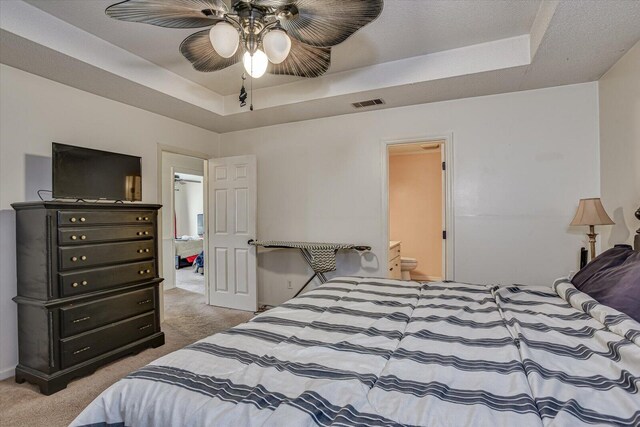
248;240;372;297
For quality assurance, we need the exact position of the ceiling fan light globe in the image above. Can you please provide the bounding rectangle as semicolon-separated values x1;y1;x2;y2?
209;22;239;58
243;50;268;78
263;29;291;64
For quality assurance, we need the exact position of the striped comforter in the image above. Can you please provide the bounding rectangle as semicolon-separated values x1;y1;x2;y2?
72;277;640;426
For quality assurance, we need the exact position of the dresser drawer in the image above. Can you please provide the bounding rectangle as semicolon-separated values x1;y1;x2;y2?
58;225;154;245
58;210;154;226
58;240;155;271
60;312;156;368
58;260;156;297
60;287;155;337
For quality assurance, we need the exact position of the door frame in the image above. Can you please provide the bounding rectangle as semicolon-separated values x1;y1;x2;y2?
171;166;206;291
157;144;212;316
381;134;455;281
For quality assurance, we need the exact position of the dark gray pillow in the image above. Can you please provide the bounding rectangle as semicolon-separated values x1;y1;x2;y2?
572;245;634;289
572;248;640;323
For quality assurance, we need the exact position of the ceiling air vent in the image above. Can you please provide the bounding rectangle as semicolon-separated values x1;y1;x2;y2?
352;98;385;109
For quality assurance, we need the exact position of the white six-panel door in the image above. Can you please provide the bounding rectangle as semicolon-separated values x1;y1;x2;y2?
208;155;257;311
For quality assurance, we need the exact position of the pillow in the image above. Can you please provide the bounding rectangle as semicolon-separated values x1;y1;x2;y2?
571;245;634;289
572;248;640;323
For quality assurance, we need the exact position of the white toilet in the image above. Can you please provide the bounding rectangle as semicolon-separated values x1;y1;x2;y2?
400;257;418;280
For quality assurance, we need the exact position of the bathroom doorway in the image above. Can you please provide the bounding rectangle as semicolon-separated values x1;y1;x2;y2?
383;137;454;282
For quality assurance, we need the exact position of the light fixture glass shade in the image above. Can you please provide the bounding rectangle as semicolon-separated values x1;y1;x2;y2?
243;49;268;78
263;29;291;64
209;22;239;58
570;198;615;226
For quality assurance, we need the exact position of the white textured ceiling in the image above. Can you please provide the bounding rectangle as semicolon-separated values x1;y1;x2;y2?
22;0;541;95
2;0;640;133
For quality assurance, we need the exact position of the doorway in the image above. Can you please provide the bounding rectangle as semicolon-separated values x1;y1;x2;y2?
160;150;208;304
173;171;205;294
158;149;258;314
383;137;454;281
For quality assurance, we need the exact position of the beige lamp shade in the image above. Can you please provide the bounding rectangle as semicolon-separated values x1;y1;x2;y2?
570;198;615;226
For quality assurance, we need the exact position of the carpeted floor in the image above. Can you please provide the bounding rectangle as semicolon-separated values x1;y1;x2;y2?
0;288;254;427
176;266;205;294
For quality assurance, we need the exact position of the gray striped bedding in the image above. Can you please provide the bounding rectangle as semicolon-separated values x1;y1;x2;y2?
72;277;640;426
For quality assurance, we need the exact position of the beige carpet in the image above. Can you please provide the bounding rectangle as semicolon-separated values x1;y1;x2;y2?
176;266;205;295
0;288;254;427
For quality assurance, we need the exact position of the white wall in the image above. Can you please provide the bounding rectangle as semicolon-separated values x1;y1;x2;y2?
599;41;640;249
174;178;204;238
220;83;601;306
0;65;218;380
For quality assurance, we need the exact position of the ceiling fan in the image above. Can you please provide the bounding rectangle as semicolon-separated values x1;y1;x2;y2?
106;0;384;79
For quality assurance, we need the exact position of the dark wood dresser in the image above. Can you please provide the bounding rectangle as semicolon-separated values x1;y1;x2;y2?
11;201;164;395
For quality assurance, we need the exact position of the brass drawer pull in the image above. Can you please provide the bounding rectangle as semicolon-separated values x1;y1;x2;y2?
71;256;78;262
80;256;87;261
71;235;77;240
146;269;151;274
137;299;152;305
70;217;77;223
82;281;88;286
137;231;144;236
80;217;86;222
138;270;146;275
144;217;149;221
72;316;91;324
72;282;79;288
137;216;143;221
145;248;150;253
73;346;91;355
138;324;152;331
144;231;149;235
80;235;87;240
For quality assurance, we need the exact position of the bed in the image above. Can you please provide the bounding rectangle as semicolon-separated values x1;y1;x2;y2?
72;274;640;426
174;238;203;269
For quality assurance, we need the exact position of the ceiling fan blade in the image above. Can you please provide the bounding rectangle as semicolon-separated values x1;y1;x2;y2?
180;30;243;72
250;0;296;6
106;0;228;28
254;0;383;47
268;39;331;78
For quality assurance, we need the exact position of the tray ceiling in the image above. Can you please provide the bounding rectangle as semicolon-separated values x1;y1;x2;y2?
2;0;639;133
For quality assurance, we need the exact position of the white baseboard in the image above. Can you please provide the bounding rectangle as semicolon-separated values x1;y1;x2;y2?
0;366;15;381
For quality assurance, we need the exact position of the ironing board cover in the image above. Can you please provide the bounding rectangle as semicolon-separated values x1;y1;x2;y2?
249;241;359;273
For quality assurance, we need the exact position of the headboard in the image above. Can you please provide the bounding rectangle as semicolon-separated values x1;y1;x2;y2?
635;207;640;252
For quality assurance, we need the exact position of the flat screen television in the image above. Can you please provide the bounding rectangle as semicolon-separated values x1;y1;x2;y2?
52;143;142;201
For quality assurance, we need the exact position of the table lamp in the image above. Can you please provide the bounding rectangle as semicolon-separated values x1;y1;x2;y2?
570;198;614;260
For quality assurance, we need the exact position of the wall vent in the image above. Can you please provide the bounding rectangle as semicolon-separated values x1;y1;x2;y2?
352;98;385;109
